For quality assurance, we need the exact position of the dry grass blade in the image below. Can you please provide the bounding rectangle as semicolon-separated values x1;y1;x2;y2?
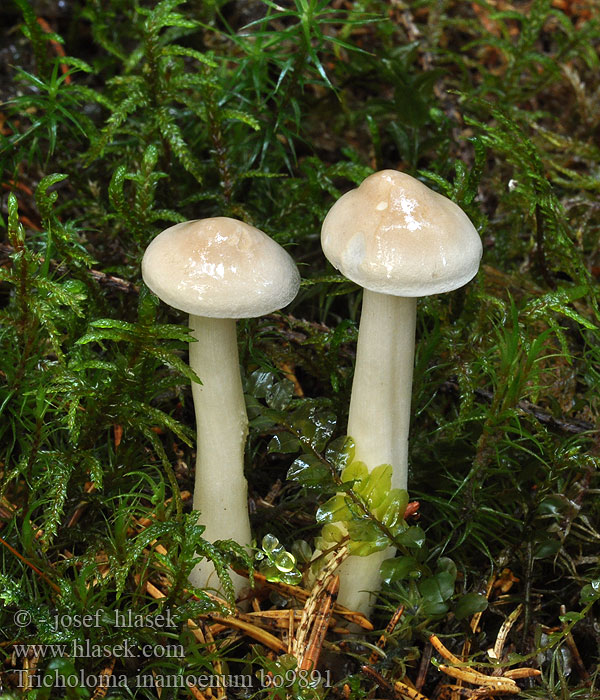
180;600;288;654
368;604;405;664
469;687;524;698
91;657;116;700
430;628;540;694
360;664;401;698
416;639;433;691
299;574;339;671
431;634;519;690
394;679;433;700
429;634;465;666
293;543;348;659
439;685;514;699
205;612;287;654
502;668;541;680
20;647;40;692
437;666;518;692
187;684;211;700
492;604;522;662
439;684;527;699
287;609;295;654
471;574;496;635
137;570;287;654
234;566;373;630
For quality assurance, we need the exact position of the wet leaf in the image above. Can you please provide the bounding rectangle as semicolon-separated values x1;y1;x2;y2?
268;432;301;454
341;459;368;484
287;454;331;486
380;555;422;584
396;526;426;549
316;494;353;524
419;571;455;616
455;592;488;620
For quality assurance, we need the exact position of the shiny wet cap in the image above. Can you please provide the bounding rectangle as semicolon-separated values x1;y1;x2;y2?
321;170;482;297
142;217;300;317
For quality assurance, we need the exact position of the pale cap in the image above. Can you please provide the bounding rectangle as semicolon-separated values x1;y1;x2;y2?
321;170;482;297
142;217;300;317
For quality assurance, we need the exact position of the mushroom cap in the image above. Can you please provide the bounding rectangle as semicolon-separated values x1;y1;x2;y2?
321;170;482;297
142;217;300;318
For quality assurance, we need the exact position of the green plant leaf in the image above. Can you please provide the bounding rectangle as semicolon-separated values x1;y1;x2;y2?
455;592;488;620
380;555;422;584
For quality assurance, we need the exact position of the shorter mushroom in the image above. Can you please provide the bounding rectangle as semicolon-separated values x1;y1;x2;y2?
320;170;482;614
142;217;300;594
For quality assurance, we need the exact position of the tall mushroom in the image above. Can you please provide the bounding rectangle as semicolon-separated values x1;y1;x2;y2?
142;217;300;594
320;170;482;614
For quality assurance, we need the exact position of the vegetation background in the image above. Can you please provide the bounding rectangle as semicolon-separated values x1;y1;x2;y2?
0;0;599;698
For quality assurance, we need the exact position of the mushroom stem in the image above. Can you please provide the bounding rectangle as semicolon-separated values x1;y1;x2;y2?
348;290;416;490
337;290;417;614
187;315;252;594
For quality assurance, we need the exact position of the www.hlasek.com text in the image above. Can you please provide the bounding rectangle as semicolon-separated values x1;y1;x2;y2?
12;639;183;660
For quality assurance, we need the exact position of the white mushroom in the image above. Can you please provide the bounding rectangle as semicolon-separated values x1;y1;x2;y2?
320;170;482;614
142;217;300;595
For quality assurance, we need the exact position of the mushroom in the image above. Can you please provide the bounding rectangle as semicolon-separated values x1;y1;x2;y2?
320;170;482;614
142;217;300;594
